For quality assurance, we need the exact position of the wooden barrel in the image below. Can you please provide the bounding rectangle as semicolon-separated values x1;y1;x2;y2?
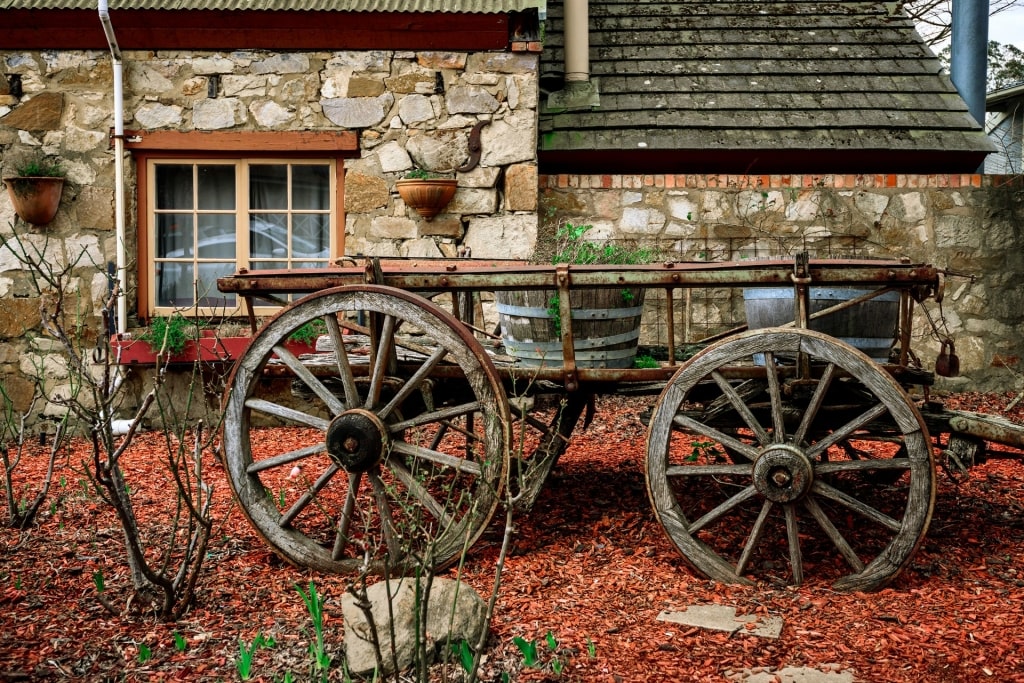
743;287;900;361
496;287;645;368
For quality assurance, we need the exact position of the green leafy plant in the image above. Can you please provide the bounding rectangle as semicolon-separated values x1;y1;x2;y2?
513;636;539;667
173;632;187;653
288;318;327;346
14;156;64;178
236;632;273;680
550;222;657;266
296;581;330;676
686;439;722;463
137;642;152;664
93;569;105;593
586;636;597;659
633;354;659;368
451;639;475;675
138;313;195;356
403;167;435;180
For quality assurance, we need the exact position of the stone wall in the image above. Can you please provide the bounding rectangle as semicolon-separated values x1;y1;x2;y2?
535;173;1024;392
0;46;539;421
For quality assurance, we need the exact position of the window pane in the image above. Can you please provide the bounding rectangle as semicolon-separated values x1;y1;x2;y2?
251;261;289;271
155;165;193;210
293;214;329;258
196;262;238;309
292;164;329;209
157;214;194;258
250;214;288;258
197;215;236;258
250;164;288;210
197;165;236;210
156;262;194;307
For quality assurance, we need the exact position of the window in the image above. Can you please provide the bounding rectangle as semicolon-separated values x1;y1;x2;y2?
148;158;336;317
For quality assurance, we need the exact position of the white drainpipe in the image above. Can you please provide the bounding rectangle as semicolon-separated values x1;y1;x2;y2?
548;0;599;111
564;0;590;83
98;0;127;335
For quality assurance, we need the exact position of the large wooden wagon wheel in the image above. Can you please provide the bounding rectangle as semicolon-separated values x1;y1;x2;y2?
645;328;935;591
222;285;509;574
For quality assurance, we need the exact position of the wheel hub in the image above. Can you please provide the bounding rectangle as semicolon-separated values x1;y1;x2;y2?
325;409;389;473
752;444;814;503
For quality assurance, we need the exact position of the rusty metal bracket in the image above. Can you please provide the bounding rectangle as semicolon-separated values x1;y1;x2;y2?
555;264;578;391
456;120;490;173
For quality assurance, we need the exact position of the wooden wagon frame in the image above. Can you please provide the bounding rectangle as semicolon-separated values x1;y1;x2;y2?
215;254;1024;592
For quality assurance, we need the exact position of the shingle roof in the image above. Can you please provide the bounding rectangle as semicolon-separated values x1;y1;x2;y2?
538;1;995;173
0;0;543;11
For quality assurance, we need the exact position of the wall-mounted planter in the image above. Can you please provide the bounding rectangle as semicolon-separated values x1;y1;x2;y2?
3;176;64;225
395;178;457;220
110;333;250;365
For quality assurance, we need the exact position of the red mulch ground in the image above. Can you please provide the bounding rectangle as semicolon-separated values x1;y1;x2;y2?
1;391;1023;682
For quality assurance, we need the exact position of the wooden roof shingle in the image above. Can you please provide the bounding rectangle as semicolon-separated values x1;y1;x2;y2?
538;0;995;173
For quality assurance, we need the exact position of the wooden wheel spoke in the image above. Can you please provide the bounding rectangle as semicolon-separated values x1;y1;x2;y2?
223;286;508;574
672;414;760;461
792;362;837;446
646;328;933;591
805;402;889;460
271;342;346;416
387;457;455;529
369;470;402;559
811;480;902;531
803;497;866;573
366;314;397;409
763;351;786;443
331;472;362;561
389;400;485;433
377;346;448;422
688;485;759;533
244;398;330;431
666;462;751;477
247;443;325;474
324;314;361;409
815;457;911;474
784;503;803;585
279;463;341;528
736;499;773;576
389;440;483;477
710;370;770;446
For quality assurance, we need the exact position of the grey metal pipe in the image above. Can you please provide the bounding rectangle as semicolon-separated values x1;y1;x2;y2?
950;0;989;127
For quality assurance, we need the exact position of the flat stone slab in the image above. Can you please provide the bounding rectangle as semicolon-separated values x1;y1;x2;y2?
727;665;856;682
656;604;784;639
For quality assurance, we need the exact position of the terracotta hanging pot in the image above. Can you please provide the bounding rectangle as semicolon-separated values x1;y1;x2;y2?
395;178;457;220
4;176;65;225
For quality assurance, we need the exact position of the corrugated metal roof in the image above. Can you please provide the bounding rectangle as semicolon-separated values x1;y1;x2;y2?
0;0;544;11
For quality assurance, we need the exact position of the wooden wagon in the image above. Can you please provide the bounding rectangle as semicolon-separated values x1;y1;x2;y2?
215;254;1024;592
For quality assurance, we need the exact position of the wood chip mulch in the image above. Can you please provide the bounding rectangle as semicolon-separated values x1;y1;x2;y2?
1;391;1022;682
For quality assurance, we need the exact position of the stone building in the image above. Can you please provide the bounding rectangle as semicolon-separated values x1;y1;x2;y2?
0;0;543;419
1;0;1023;426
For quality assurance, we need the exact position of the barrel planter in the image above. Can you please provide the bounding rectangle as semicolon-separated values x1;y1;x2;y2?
496;287;645;369
743;287;900;362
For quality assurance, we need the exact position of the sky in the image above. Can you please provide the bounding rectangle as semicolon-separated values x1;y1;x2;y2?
989;5;1024;48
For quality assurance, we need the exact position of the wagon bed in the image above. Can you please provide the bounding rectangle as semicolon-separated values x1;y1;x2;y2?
215;255;1023;591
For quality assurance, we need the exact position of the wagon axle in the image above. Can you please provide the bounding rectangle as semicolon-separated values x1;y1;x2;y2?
753;445;814;503
326;409;388;473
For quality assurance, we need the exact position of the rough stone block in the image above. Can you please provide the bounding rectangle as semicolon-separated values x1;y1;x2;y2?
342;577;486;677
504;163;538;212
345;173;390;213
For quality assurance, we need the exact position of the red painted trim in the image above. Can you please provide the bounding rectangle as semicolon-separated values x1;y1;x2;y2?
1;10;510;51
